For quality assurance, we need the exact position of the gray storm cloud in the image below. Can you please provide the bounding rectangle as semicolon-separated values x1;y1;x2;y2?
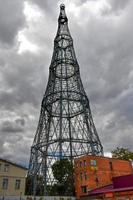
0;0;25;47
0;0;133;165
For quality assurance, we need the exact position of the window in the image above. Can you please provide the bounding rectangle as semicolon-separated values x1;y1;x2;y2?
2;178;8;190
109;161;113;171
81;186;87;193
80;173;83;181
95;177;99;186
15;180;21;190
90;160;97;166
4;164;9;172
83;160;86;166
80;161;82;167
84;172;87;180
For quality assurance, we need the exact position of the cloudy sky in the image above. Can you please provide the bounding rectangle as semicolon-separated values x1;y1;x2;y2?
0;0;133;166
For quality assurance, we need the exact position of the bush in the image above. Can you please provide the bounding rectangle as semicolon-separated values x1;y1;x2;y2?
26;197;33;200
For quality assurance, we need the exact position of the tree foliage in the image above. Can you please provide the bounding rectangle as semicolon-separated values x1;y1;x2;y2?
51;159;75;195
25;175;44;196
112;147;133;161
25;159;75;196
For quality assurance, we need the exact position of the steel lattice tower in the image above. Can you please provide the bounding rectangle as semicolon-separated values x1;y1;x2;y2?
28;4;103;196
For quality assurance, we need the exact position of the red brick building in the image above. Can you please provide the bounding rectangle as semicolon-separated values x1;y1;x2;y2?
74;155;133;199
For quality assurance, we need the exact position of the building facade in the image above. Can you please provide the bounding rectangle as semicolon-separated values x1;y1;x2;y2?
0;158;27;196
74;155;133;199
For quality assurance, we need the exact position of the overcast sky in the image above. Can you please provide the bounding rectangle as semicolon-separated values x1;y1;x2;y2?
0;0;133;166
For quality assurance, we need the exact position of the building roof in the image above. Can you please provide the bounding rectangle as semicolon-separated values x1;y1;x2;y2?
88;184;113;195
113;174;133;188
88;174;133;196
0;158;28;170
88;185;133;196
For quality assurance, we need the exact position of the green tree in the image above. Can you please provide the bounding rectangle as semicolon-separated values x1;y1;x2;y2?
25;175;44;196
112;147;133;161
51;159;75;195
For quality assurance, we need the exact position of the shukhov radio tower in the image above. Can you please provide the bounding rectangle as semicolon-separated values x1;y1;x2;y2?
28;4;103;195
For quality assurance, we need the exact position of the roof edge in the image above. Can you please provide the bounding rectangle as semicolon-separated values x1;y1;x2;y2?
0;158;28;170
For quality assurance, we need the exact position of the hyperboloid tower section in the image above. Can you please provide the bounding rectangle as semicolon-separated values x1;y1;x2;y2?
28;4;103;195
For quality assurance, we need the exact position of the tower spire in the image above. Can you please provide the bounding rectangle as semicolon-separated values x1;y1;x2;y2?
28;4;103;196
58;4;68;24
55;4;71;39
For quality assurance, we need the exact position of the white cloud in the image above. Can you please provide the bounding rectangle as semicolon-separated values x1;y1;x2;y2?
17;31;39;54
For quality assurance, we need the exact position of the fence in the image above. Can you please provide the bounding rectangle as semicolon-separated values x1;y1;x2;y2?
0;196;76;200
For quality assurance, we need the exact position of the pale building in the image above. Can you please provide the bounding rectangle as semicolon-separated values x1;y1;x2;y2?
0;158;27;196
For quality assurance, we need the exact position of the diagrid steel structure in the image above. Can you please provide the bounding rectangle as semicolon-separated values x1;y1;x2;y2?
28;4;103;195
